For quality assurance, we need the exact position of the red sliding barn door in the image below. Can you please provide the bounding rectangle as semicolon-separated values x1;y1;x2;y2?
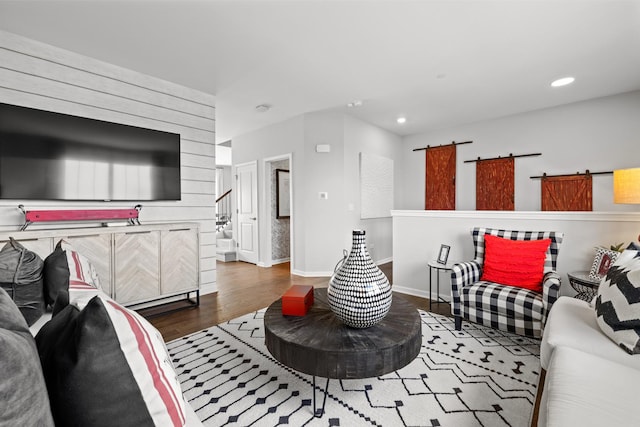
425;145;456;210
476;157;514;210
541;175;592;211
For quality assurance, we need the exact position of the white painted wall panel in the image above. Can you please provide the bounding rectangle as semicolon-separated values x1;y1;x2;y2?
0;30;217;293
182;180;216;195
0;67;214;131
0;48;214;119
0;30;214;107
182;140;216;156
360;152;393;219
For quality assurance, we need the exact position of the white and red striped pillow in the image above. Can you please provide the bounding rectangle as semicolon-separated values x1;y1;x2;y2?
43;240;102;308
35;294;186;427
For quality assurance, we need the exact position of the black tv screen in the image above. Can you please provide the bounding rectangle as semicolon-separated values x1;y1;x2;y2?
0;103;181;201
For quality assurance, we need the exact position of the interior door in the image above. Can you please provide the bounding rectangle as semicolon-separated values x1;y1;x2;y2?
236;161;258;264
425;145;456;210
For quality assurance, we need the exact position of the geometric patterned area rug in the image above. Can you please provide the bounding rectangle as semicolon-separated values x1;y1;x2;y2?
166;309;540;427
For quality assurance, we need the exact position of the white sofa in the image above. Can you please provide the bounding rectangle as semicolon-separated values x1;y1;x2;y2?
534;296;640;426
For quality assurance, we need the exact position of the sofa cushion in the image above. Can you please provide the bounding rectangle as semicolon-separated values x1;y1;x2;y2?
540;296;640;371
43;239;102;308
481;234;551;291
472;228;563;271
540;346;640;427
595;249;640;354
0;238;45;326
0;287;54;427
461;281;544;336
35;294;186;427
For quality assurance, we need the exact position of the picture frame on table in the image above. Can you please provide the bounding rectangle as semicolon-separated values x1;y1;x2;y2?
588;247;620;280
437;244;450;265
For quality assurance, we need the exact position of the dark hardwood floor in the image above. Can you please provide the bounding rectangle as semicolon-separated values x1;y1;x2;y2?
147;260;451;342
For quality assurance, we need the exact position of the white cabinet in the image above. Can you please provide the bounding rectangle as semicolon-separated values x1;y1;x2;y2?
0;236;53;260
114;230;161;305
0;223;199;309
161;227;199;295
62;233;112;296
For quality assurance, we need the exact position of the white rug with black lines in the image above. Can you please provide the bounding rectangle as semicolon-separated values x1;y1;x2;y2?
167;310;540;427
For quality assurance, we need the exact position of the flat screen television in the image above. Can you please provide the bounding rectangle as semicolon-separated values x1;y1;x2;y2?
0;102;181;201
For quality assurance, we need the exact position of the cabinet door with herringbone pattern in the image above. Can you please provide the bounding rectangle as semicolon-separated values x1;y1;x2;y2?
161;228;199;294
114;231;160;304
63;234;112;297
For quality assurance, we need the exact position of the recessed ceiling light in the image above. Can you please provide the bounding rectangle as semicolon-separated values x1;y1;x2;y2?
347;100;363;108
397;117;407;124
255;104;272;112
551;77;575;87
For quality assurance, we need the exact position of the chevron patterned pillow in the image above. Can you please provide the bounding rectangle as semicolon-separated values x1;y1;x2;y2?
595;249;640;354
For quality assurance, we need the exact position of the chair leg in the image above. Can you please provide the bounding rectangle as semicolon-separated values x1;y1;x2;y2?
454;316;462;330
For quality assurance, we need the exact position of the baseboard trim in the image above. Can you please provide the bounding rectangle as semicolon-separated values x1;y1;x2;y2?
392;285;450;303
272;258;291;265
200;283;217;295
376;257;393;265
291;257;392;278
291;269;333;277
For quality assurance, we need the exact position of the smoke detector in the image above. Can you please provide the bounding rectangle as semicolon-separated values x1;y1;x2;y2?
255;104;272;113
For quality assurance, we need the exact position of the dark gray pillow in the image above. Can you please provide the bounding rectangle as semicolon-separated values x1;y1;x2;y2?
0;287;54;427
0;238;45;326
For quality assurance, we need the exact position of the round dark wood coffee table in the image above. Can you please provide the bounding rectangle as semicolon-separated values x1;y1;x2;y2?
264;288;421;416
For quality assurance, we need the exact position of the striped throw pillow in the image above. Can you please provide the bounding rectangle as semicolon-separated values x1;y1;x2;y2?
43;239;102;308
35;294;186;427
595;249;640;354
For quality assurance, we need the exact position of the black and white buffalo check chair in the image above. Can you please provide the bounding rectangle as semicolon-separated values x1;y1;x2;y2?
450;227;564;338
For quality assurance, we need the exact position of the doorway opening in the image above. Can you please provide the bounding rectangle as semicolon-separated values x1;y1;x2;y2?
264;154;292;270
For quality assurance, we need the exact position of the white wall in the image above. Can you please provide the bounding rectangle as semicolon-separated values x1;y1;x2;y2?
392;210;640;300
233;111;402;276
0;30;217;293
233;115;305;271
401;91;640;211
343;115;402;263
301;112;346;274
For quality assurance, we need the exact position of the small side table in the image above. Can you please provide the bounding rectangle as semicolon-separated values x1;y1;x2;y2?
427;260;454;311
567;271;600;302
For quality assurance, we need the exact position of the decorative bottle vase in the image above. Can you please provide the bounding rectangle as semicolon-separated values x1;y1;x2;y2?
328;230;392;328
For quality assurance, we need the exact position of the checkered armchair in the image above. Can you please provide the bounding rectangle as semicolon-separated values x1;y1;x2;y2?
450;227;563;338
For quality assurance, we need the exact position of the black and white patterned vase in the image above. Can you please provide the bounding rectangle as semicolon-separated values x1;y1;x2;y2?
328;230;392;328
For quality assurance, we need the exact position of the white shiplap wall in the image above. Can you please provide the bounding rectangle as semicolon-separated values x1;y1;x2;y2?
0;30;217;294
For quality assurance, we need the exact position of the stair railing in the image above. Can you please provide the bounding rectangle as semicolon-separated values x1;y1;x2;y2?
216;189;233;231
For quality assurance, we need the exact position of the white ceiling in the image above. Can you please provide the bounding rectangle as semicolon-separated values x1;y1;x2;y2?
1;0;639;144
